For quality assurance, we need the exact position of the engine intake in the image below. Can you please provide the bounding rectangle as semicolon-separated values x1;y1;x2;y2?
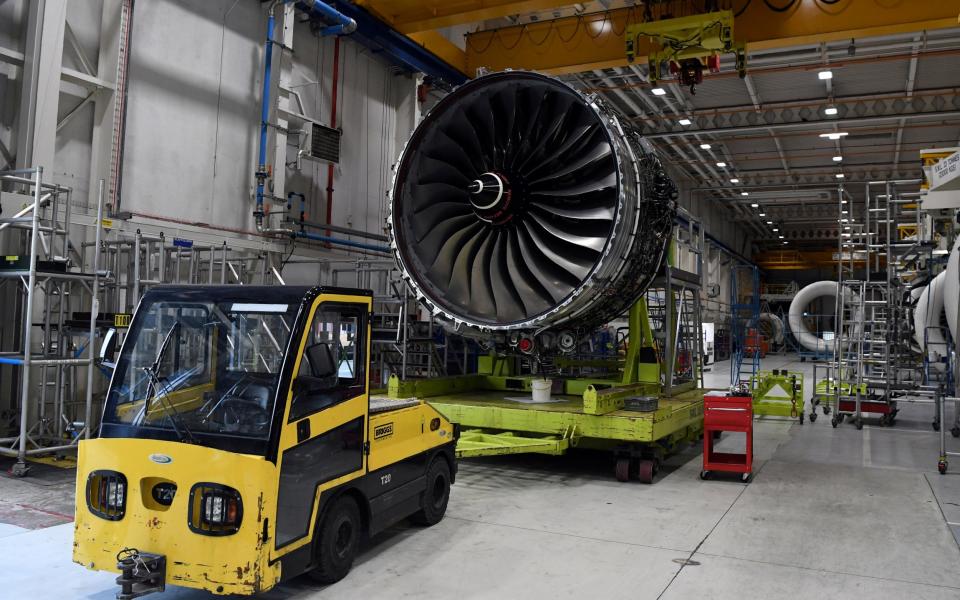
388;71;676;336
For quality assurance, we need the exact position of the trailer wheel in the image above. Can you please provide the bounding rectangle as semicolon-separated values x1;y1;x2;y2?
636;459;655;484
411;457;450;526
614;458;630;482
309;496;361;584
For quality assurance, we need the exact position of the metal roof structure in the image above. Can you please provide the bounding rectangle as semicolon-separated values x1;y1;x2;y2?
557;28;960;250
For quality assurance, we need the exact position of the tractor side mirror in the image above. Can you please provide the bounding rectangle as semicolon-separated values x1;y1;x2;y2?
99;328;119;368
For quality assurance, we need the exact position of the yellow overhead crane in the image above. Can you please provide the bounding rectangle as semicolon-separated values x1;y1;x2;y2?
459;1;960;75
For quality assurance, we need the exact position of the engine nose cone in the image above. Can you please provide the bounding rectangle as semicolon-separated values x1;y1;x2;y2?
468;172;513;223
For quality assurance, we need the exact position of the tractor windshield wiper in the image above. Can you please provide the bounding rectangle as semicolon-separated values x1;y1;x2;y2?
140;322;197;444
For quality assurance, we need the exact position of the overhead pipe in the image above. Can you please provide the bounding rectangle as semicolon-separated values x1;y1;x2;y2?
295;217;388;241
295;230;389;254
296;0;466;86
297;0;357;36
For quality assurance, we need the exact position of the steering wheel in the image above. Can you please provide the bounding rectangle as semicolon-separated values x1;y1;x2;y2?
207;397;270;434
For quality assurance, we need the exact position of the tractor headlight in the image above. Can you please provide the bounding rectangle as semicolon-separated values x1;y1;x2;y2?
86;470;127;520
188;483;242;535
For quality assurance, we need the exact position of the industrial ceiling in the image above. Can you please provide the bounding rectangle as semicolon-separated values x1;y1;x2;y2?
354;0;960;254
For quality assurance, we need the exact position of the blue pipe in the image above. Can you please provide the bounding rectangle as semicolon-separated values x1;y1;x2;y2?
296;0;357;35
255;11;276;228
0;357;24;366
296;1;467;86
295;231;390;253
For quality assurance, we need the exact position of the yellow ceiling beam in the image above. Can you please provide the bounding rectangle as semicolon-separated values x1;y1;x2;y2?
352;1;470;77
408;31;469;75
358;1;578;34
465;1;960;75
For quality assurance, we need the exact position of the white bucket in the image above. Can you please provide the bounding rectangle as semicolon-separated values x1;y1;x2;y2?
531;379;552;403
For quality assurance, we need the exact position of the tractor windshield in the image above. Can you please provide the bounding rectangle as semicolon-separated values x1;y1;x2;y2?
101;288;306;453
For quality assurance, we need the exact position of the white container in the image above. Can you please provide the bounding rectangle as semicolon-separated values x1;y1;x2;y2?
531;379;552;403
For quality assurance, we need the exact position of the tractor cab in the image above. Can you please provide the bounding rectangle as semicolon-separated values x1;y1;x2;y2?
74;285;457;597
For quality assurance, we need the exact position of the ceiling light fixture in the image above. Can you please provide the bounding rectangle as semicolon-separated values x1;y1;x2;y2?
778;235;785;239
716;161;727;167
679;118;692;126
700;143;711;150
651;87;667;96
750;203;759;208
818;70;833;80
759;211;766;217
824;107;839;116
833;156;843;162
772;227;779;232
729;178;739;183
836;173;845;179
819;132;849;140
742;191;750;196
767;220;774;224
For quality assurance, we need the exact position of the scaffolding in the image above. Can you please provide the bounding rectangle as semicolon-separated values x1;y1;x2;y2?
730;264;761;385
327;259;468;388
829;179;937;429
0;167;285;475
647;214;706;395
0;168;103;474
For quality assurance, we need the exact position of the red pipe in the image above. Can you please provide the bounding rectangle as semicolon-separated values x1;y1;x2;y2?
325;36;341;238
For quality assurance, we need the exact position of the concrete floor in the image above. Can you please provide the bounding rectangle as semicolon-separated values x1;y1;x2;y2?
2;355;960;599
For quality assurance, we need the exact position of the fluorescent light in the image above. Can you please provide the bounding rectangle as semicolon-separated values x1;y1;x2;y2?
679;118;692;126
841;199;848;204
818;70;833;80
819;132;849;140
836;173;845;178
778;235;785;239
840;218;849;222
772;227;779;232
783;241;789;245
767;220;774;224
833;156;843;162
824;106;838;115
750;203;759;208
730;178;740;183
841;210;848;214
843;233;852;237
741;191;750;196
844;226;851;230
759;212;766;217
700;143;712;150
716;161;727;167
651;87;667;96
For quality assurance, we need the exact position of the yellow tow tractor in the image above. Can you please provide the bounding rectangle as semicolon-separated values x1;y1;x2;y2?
73;285;457;597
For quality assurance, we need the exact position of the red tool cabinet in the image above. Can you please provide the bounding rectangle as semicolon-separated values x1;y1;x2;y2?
701;391;753;483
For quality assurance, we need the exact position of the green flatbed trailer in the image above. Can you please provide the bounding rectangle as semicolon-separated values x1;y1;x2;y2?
387;374;713;483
